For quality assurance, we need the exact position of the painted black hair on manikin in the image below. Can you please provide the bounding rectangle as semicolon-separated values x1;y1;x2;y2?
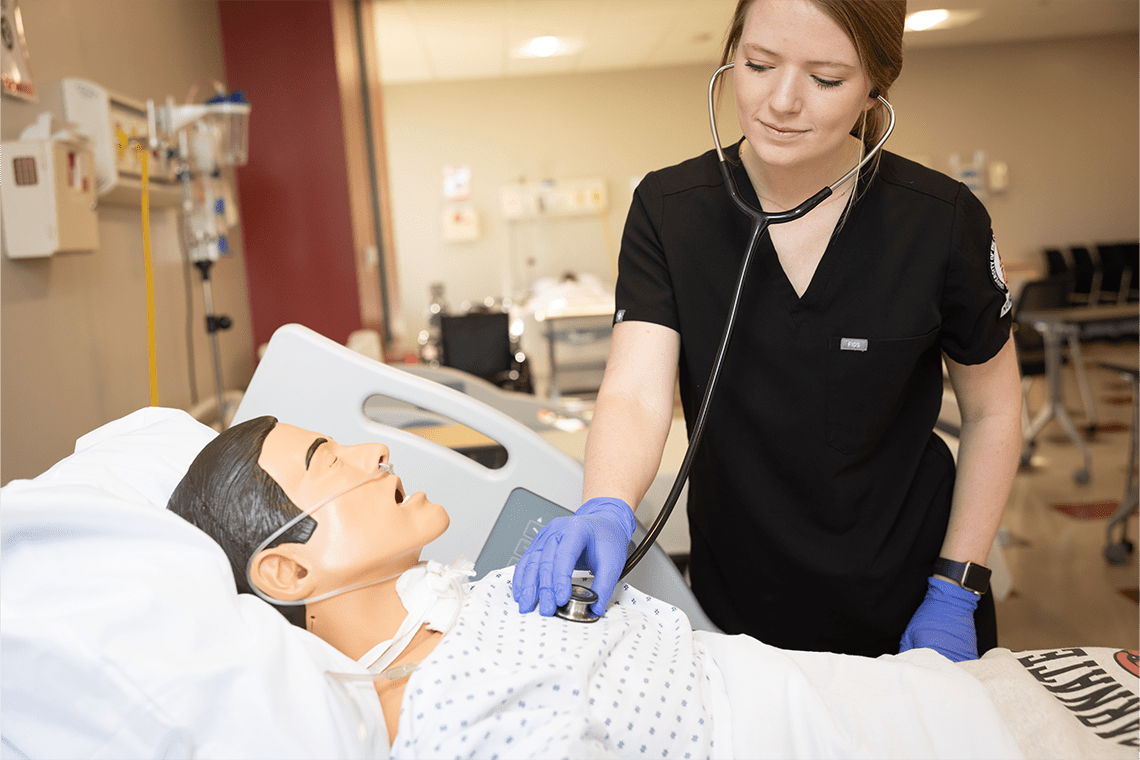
167;415;315;626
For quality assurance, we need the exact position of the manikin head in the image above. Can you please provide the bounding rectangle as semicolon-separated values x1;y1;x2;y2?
168;416;449;626
720;0;905;153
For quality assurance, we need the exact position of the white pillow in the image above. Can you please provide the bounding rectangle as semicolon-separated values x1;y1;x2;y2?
0;408;387;760
31;406;217;508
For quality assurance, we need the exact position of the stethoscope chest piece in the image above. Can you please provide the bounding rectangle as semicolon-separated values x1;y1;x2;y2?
555;583;600;623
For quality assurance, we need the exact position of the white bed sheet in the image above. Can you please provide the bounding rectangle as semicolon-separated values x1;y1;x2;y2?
697;631;1023;759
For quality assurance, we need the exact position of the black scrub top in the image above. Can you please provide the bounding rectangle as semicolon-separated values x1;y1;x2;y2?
615;145;1012;656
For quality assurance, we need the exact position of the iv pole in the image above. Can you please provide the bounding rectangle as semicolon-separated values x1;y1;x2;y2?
152;92;250;429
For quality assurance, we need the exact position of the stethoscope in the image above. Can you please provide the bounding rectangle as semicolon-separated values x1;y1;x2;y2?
556;62;895;623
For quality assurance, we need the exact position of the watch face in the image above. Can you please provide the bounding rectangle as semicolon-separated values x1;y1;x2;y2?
962;562;992;593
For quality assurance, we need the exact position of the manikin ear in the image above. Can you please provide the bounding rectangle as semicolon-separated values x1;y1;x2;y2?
249;546;318;602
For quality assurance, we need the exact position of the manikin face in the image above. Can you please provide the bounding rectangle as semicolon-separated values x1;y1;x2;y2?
257;423;450;593
733;0;875;172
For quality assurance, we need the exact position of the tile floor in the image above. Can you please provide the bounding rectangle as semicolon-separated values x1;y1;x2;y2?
995;339;1138;652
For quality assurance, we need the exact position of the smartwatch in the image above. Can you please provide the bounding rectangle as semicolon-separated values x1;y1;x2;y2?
933;557;991;595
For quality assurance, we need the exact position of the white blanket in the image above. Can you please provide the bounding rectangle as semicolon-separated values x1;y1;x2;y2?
960;647;1139;759
697;631;1022;759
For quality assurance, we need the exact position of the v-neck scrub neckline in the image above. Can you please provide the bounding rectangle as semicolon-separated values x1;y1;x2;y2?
725;150;855;315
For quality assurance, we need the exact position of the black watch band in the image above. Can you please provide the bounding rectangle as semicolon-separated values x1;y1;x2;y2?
933;557;991;595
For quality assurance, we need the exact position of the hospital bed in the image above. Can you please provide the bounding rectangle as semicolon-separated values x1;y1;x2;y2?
2;323;1134;760
235;325;714;629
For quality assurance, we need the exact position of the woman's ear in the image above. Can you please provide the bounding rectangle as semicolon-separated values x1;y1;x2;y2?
249;546;316;601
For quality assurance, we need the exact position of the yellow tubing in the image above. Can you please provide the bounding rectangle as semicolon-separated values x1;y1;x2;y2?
116;128;159;405
139;147;158;406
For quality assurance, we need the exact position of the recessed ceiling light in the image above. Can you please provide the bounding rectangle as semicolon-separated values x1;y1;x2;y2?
524;36;561;57
514;36;582;59
904;8;984;32
906;9;950;31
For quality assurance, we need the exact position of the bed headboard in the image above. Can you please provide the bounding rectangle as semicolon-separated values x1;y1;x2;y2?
235;324;585;563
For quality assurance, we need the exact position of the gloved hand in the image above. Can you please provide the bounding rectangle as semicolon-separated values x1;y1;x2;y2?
512;497;636;617
899;576;980;662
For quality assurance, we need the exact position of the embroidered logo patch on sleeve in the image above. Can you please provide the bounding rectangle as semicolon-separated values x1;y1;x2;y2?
989;237;1012;318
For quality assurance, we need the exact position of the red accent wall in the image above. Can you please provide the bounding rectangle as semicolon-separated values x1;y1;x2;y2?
218;1;361;350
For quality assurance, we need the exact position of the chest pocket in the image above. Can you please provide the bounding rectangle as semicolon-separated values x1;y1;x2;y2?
825;328;939;456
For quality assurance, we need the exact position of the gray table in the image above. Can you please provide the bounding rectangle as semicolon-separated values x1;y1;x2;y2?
1019;304;1139;483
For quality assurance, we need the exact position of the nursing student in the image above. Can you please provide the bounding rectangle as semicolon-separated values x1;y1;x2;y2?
514;0;1023;661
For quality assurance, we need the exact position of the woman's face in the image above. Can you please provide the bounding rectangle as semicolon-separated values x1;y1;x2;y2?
258;423;450;587
733;0;874;171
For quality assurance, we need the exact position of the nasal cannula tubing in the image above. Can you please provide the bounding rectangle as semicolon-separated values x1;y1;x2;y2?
246;462;404;607
617;63;896;580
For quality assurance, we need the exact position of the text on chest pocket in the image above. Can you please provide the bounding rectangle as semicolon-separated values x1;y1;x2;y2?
825;329;939;456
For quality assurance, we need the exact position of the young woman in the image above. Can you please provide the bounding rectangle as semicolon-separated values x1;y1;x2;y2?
513;0;1023;660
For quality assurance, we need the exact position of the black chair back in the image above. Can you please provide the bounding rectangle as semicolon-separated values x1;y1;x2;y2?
1121;242;1139;302
1096;244;1129;304
1043;248;1069;278
1068;246;1101;305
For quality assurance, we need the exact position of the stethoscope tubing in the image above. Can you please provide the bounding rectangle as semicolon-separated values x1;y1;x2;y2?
619;63;895;579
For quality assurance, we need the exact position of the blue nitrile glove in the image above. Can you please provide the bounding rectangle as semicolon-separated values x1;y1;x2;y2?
512;497;636;617
899;576;981;662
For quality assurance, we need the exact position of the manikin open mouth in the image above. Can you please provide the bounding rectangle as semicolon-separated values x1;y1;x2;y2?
379;456;404;503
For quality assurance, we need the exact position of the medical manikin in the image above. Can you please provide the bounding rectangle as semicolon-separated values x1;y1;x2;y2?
166;417;1053;759
168;416;460;743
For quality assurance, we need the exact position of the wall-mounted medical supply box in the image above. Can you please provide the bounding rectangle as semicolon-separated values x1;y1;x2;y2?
1;131;99;258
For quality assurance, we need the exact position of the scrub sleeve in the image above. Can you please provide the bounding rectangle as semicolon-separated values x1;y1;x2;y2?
614;146;1011;657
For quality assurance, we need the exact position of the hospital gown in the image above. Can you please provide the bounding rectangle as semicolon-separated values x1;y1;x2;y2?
389;563;1037;760
392;567;728;760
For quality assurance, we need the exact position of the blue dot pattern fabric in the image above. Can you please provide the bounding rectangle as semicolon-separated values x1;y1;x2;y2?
392;567;720;760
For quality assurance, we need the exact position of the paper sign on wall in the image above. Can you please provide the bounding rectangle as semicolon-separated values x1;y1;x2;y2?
443;165;471;201
442;204;479;242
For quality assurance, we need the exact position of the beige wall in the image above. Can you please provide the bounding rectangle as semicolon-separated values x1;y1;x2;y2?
891;34;1139;265
1;0;255;483
381;31;1139;339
